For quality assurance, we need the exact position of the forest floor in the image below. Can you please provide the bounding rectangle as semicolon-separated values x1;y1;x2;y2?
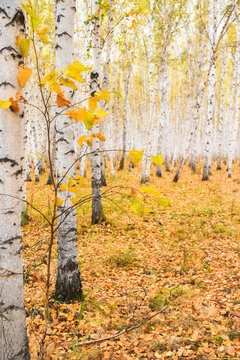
22;160;240;359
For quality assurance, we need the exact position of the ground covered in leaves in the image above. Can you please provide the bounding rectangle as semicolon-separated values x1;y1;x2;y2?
23;160;240;359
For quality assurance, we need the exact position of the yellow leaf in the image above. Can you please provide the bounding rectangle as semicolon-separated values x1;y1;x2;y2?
83;111;95;130
95;90;111;103
61;60;86;82
78;135;87;146
78;107;87;121
0;100;12;109
128;149;144;166
17;37;30;59
21;3;40;30
41;71;58;90
113;91;123;98
95;109;109;117
75;176;85;186
56;197;64;206
67;177;74;188
59;184;68;191
18;65;33;88
36;25;48;35
151;154;163;166
59;77;77;90
70;198;78;206
88;97;98;111
69;186;77;194
140;187;162;196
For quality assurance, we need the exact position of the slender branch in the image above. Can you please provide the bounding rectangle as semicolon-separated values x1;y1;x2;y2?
0;193;51;225
77;287;177;347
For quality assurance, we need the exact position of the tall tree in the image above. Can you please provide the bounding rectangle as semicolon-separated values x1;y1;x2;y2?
90;0;105;224
54;0;82;301
0;2;30;358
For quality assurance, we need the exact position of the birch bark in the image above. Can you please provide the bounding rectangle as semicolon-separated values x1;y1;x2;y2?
55;0;82;301
202;0;217;181
91;0;105;224
0;2;30;358
228;22;240;178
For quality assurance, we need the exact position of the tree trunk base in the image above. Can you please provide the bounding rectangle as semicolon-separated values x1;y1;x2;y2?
156;166;162;177
119;156;124;170
173;173;179;183
101;176;107;187
92;212;105;225
141;175;149;184
55;259;83;302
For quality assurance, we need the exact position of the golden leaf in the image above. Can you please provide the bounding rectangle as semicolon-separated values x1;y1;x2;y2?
18;65;33;88
78;135;87;146
56;197;64;206
70;198;78;206
59;77;77;90
88;97;98;111
95;109;109;117
59;184;68;191
69;186;77;194
0;100;12;109
128;149;144;166
151;154;163;166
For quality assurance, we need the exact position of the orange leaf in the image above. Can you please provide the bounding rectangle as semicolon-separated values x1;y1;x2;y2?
53;82;62;94
56;90;71;107
9;97;20;113
15;92;25;101
87;135;93;146
93;133;106;142
93;116;105;126
18;65;33;88
66;109;80;121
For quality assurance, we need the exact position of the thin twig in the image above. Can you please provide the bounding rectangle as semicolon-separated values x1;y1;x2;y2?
77;286;177;347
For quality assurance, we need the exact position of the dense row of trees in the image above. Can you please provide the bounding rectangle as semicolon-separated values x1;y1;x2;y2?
0;0;240;358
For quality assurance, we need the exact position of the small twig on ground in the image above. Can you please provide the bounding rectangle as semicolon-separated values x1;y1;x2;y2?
77;286;177;347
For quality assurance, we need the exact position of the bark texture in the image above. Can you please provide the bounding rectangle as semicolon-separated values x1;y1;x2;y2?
55;0;82;301
91;0;105;224
0;2;30;359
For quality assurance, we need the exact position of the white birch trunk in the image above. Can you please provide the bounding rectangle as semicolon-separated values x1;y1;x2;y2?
141;3;157;183
202;0;217;180
91;0;105;224
0;3;30;358
217;37;226;170
55;0;82;301
228;22;240;177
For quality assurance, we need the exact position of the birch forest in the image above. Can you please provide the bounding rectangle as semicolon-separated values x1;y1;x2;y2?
0;0;240;359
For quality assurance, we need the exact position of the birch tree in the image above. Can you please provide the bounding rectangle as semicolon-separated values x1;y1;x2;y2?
90;0;105;224
55;0;82;301
0;2;30;358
